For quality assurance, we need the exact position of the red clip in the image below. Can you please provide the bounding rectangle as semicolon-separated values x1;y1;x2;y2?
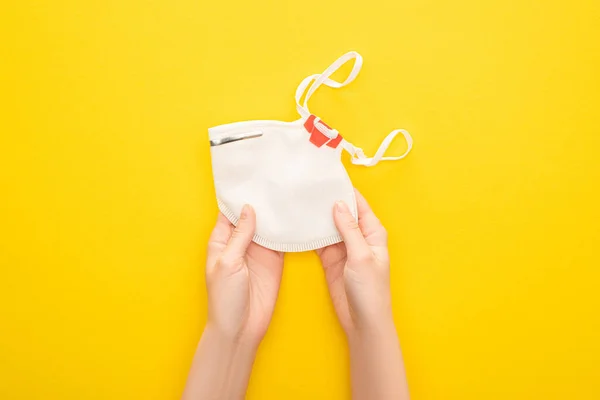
303;115;343;149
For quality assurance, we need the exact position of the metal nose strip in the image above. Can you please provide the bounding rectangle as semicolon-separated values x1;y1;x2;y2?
209;131;263;146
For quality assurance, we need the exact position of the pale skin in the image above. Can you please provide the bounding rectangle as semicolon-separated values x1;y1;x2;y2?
181;189;409;400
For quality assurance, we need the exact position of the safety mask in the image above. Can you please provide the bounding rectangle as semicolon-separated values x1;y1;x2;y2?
208;51;412;252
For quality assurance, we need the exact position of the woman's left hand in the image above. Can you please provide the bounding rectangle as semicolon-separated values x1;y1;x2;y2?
182;206;284;400
205;205;284;347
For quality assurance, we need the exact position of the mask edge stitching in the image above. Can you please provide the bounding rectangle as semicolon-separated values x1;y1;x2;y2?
216;198;344;252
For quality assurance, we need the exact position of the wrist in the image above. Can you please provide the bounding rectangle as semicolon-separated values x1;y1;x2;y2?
203;323;261;356
346;315;397;349
345;316;409;400
183;324;258;400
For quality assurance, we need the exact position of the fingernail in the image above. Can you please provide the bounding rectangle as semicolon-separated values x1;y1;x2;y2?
336;201;349;213
241;204;249;218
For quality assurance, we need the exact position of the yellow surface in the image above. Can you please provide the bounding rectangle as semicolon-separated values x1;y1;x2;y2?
1;0;599;398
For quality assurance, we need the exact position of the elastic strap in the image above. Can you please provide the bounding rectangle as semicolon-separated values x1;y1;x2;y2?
341;129;413;167
295;52;413;166
295;51;363;119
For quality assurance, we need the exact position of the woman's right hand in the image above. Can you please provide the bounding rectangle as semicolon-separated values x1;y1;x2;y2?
317;189;409;400
316;189;394;337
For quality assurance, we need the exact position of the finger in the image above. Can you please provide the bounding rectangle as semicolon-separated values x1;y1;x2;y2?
354;189;386;246
207;213;234;270
333;200;371;260
224;204;256;259
209;213;234;246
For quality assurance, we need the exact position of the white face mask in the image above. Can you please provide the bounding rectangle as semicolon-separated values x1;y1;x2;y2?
209;51;412;252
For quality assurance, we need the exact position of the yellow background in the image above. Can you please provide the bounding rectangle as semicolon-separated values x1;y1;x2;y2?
1;0;599;398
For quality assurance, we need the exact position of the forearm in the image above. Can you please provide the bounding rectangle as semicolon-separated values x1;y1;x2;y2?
181;325;258;400
348;319;409;400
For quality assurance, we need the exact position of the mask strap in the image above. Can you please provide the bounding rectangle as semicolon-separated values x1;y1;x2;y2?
341;129;413;167
295;52;413;166
295;51;363;119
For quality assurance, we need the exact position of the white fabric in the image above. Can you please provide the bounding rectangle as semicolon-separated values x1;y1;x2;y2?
209;120;356;252
208;51;412;252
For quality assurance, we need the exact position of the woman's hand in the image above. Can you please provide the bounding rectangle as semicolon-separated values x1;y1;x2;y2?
205;205;284;346
316;189;393;336
317;189;410;400
182;205;284;400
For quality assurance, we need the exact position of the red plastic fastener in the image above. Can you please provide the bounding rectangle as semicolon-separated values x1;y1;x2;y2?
303;115;343;149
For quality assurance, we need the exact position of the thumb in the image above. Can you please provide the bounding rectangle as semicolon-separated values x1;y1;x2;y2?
224;204;256;259
333;201;370;260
